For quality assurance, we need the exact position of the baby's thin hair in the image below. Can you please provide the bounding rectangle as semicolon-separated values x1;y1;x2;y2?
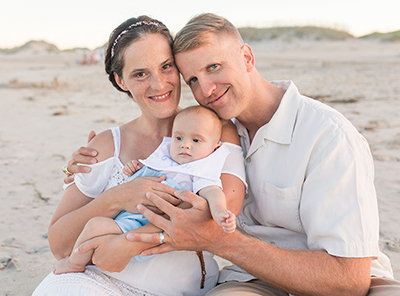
177;106;222;140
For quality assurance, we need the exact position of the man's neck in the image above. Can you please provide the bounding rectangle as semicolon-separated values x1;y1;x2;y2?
237;79;285;142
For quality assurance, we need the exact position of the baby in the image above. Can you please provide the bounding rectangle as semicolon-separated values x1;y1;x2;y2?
53;106;237;274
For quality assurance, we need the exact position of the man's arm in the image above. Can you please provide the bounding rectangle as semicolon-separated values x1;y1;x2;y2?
129;191;371;296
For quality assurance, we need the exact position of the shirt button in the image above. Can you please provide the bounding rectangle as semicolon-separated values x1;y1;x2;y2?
245;157;251;163
244;193;249;199
269;241;275;245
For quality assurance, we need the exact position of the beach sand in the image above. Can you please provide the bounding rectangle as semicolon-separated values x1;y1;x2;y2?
0;39;399;295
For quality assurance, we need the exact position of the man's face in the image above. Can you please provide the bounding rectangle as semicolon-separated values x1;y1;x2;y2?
175;32;251;120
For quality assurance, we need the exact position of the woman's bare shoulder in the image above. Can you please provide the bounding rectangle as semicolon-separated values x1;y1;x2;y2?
87;129;115;162
221;120;240;145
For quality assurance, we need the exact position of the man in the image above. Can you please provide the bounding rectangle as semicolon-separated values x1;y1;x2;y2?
127;13;399;295
67;13;399;295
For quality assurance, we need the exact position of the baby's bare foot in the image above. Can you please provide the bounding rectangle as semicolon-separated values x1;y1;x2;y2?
52;256;86;274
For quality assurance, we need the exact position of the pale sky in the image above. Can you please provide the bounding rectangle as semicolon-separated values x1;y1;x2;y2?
2;0;400;50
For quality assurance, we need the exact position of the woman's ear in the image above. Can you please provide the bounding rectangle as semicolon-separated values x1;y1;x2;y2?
114;72;128;91
242;44;255;72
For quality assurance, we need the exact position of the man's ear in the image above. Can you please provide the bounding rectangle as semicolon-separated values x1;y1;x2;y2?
114;72;128;91
242;44;255;72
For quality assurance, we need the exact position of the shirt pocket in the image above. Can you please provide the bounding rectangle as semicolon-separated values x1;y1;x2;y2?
253;181;303;233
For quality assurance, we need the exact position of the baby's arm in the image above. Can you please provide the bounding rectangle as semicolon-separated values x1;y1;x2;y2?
53;217;123;274
123;160;143;176
198;185;236;233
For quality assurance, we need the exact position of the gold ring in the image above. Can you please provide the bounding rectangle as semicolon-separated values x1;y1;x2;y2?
62;164;73;176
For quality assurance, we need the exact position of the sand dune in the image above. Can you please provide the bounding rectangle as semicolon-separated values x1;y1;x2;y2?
0;38;399;295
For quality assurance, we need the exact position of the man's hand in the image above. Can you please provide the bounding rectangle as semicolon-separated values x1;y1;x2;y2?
127;190;222;256
63;131;98;184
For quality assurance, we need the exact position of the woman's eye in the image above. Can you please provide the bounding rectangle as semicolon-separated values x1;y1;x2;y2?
134;72;145;78
189;77;198;84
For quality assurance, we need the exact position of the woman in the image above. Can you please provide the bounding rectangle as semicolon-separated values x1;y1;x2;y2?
33;16;246;296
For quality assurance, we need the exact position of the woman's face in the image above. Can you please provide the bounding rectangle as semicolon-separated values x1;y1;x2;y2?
116;33;181;119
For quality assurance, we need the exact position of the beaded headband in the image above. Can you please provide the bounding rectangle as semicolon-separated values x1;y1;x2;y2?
111;21;162;58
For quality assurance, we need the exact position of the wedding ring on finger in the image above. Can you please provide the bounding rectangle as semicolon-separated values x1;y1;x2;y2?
62;164;73;177
159;232;165;244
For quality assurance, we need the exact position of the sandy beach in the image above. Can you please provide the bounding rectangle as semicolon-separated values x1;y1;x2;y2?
0;38;399;295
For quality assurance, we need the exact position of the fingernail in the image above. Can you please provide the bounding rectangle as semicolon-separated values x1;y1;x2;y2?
90;158;96;164
91;151;97;156
83;167;91;172
145;192;150;198
74;248;79;254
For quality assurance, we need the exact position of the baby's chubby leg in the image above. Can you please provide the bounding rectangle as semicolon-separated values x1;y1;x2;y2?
53;217;122;274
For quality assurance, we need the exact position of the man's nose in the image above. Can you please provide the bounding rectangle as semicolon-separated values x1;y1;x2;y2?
198;77;216;97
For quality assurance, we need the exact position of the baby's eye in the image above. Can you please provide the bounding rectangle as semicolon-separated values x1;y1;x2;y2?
193;139;200;143
176;136;182;141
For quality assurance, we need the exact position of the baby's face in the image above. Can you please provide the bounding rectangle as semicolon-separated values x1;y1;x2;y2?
170;112;220;164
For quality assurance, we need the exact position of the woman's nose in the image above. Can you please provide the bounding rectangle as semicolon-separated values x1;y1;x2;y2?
151;72;166;90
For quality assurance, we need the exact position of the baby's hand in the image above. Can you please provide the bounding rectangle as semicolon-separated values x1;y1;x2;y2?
216;209;236;233
123;160;143;176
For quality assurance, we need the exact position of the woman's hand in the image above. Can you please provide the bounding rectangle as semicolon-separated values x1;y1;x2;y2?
75;233;139;272
75;222;163;273
63;130;99;184
112;177;182;214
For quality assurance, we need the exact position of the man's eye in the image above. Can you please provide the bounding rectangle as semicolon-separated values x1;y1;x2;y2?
209;64;218;70
163;63;172;70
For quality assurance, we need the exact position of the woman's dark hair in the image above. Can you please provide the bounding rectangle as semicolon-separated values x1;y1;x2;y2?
105;16;173;97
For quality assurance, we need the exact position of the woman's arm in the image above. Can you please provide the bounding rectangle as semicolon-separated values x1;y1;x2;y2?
50;130;178;259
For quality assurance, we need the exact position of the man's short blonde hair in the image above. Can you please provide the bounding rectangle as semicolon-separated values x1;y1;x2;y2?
173;13;244;54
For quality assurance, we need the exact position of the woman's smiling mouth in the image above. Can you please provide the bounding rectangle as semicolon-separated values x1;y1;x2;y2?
150;91;171;102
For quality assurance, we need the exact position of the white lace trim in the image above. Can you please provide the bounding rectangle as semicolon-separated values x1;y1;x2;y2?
33;266;161;296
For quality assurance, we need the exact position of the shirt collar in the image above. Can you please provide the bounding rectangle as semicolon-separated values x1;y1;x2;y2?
140;137;230;180
236;80;300;146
